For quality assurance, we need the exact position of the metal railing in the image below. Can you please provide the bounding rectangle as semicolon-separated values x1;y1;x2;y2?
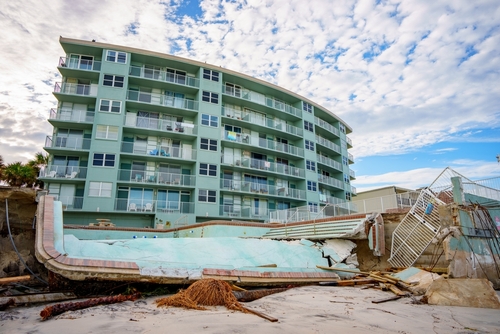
223;131;304;157
346;136;353;147
54;196;84;210
315;135;341;154
59;57;101;71
349;169;356;179
220;179;306;200
348;153;354;162
114;199;195;214
222;106;303;137
221;155;304;178
39;165;87;179
127;90;198;111
219;205;268;220
54;82;96;96
222;86;302;118
45;136;91;150
125;116;196;135
463;176;500;201
314;117;340;137
49;108;94;123
117;169;195;186
129;65;199;87
120;142;197;160
318;175;344;189
316;154;343;172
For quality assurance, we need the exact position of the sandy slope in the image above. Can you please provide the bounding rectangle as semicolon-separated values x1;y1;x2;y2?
1;285;499;334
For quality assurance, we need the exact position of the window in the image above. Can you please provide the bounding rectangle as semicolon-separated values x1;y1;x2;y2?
199;189;216;203
305;140;314;151
89;182;112;197
93;153;115;167
340;123;346;133
344;173;350;184
200;138;217;151
225;83;241;97
303;102;312;113
342;156;349;166
306;160;316;171
199;163;217;176
203;69;219;82
103;74;124;87
308;202;318;212
346;192;352;201
96;125;118;140
202;91;219;104
304;120;313;132
201;114;218;127
106;50;127;63
307;181;317;191
99;99;121;113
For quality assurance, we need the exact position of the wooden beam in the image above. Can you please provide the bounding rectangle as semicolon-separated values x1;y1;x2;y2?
0;275;31;285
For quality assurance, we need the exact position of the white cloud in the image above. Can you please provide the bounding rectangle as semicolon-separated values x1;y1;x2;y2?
0;0;498;191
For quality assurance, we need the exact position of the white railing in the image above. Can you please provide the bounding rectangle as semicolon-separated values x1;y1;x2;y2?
221;155;304;178
129;65;199;87
54;82;97;96
39;165;87;179
114;199;195;214
315;135;341;154
316;154;343;172
220;180;306;200
59;56;101;71
314;117;340;137
49;108;94;123
127;90;198;111
318;175;344;189
120;142;197;160
223;131;304;157
125;116;196;135
463;176;500;201
117;169;195;186
45;136;91;150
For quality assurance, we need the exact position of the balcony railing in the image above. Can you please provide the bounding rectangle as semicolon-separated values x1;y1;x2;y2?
348;153;354;163
316;154;342;172
117;169;195;186
129;65;199;88
120;142;197;160
54;196;84;210
54;82;97;96
319;194;346;205
45;136;91;151
318;175;344;189
222;86;302;118
222;106;303;137
39;165;87;179
49;108;94;123
221;155;305;178
314;117;340;137
223;131;304;157
220;180;306;200
346;136;353;147
349;169;356;179
315;135;341;154
126;90;198;111
219;205;268;220
114;199;195;214
124;116;196;135
59;57;101;71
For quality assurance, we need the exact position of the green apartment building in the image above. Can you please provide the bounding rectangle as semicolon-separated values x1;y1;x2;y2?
40;37;356;227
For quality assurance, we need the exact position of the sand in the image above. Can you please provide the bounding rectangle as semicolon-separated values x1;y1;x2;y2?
1;285;499;334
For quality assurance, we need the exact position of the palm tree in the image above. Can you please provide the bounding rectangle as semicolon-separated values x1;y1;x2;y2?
28;152;48;188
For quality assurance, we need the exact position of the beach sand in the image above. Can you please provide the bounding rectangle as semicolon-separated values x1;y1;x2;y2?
1;285;499;333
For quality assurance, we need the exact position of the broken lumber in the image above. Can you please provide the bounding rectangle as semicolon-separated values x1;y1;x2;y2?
316;265;368;275
371;295;402;304
241;306;278;322
0;292;77;305
319;278;376;286
0;275;31;285
386;284;408;296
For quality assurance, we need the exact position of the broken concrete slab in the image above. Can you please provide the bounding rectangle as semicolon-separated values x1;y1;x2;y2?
425;278;500;309
321;239;357;263
392;267;442;295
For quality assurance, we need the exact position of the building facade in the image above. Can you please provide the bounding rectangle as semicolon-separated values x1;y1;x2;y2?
40;37;356;227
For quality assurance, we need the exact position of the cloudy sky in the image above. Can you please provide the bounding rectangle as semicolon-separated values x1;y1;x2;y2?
0;0;499;192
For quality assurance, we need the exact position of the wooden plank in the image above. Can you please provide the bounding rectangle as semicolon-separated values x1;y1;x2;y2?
0;275;31;285
0;292;77;305
316;265;368;275
371;295;402;304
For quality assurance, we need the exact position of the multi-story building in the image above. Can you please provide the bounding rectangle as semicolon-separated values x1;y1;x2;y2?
40;37;356;227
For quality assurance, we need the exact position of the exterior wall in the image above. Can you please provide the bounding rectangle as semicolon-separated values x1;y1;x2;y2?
41;37;355;227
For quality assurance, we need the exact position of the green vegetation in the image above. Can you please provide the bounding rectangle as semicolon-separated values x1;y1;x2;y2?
0;152;48;188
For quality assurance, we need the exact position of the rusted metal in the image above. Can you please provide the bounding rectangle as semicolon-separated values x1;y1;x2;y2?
40;293;141;320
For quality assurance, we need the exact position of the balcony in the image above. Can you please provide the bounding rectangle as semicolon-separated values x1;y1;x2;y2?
222;86;302;119
223;131;304;157
316;154;343;172
220;180;306;200
49;108;94;124
54;196;84;211
120;142;197;161
124;115;196;136
348;153;354;163
117;169;195;187
346;136;353;148
45;136;91;152
221;155;304;178
219;205;268;220
114;199;195;214
59;56;101;72
126;90;198;112
54;82;97;96
315;135;341;155
222;106;303;138
129;65;199;88
318;175;344;190
349;169;356;179
39;165;87;180
314;117;340;138
319;194;346;206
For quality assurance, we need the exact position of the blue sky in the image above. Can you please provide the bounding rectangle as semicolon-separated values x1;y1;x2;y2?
0;0;499;192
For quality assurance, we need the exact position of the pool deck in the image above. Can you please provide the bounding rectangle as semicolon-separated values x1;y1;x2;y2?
36;196;381;286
